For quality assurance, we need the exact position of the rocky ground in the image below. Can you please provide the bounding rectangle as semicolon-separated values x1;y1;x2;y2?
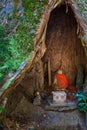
0;96;86;130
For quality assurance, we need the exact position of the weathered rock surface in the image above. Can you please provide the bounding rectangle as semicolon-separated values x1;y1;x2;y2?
10;96;45;122
5;87;23;115
5;96;87;130
83;76;87;95
76;65;84;91
39;110;86;130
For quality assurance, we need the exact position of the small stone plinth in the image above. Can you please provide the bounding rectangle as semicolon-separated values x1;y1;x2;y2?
52;91;67;104
45;100;78;111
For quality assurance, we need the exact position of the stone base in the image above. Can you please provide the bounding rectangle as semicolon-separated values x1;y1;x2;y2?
45;100;78;111
39;110;86;130
49;100;77;107
45;94;78;111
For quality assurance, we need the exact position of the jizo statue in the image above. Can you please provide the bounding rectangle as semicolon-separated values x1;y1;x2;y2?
53;70;69;90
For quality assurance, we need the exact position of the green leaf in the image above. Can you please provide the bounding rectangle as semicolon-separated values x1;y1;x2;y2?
78;102;85;107
0;73;4;78
0;106;6;112
0;66;8;70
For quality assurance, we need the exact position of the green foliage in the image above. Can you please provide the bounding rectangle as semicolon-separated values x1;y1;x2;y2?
15;0;48;57
0;66;8;82
0;106;6;112
0;1;48;84
0;26;9;64
0;106;6;120
0;27;26;83
5;36;25;72
0;26;9;83
76;93;87;112
77;0;87;19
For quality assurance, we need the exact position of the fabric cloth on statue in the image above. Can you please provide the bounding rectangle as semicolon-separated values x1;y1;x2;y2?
54;74;69;89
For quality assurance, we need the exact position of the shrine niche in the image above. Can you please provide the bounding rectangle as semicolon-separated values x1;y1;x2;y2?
0;0;87;129
42;4;86;87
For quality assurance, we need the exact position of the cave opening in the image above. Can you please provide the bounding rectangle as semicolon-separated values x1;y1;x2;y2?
42;4;86;90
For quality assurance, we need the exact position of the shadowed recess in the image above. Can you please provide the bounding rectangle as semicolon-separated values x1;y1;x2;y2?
43;4;86;86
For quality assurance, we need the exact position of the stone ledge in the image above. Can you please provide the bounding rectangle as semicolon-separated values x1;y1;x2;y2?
45;96;78;111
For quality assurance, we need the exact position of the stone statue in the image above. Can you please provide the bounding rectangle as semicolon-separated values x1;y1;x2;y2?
52;70;69;104
33;91;41;106
53;70;69;90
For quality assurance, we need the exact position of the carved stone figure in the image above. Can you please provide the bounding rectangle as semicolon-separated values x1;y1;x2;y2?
53;70;69;90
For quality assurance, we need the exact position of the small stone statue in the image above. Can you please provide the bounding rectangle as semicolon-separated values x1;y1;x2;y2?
53;70;69;90
52;70;68;105
33;91;41;106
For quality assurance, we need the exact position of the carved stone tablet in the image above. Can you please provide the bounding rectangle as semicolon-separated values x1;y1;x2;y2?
52;91;67;104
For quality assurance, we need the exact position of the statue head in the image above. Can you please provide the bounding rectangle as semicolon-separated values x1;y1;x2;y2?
57;69;63;74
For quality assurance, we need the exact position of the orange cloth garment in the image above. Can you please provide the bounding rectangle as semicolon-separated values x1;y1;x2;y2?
55;74;69;89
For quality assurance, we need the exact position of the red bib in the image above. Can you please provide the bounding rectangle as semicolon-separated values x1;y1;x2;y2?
56;74;69;89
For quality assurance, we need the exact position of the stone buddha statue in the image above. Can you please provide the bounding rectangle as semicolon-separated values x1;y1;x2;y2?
53;70;69;90
52;70;69;104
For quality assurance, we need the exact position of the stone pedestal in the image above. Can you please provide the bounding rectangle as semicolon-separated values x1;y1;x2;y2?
52;91;67;104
